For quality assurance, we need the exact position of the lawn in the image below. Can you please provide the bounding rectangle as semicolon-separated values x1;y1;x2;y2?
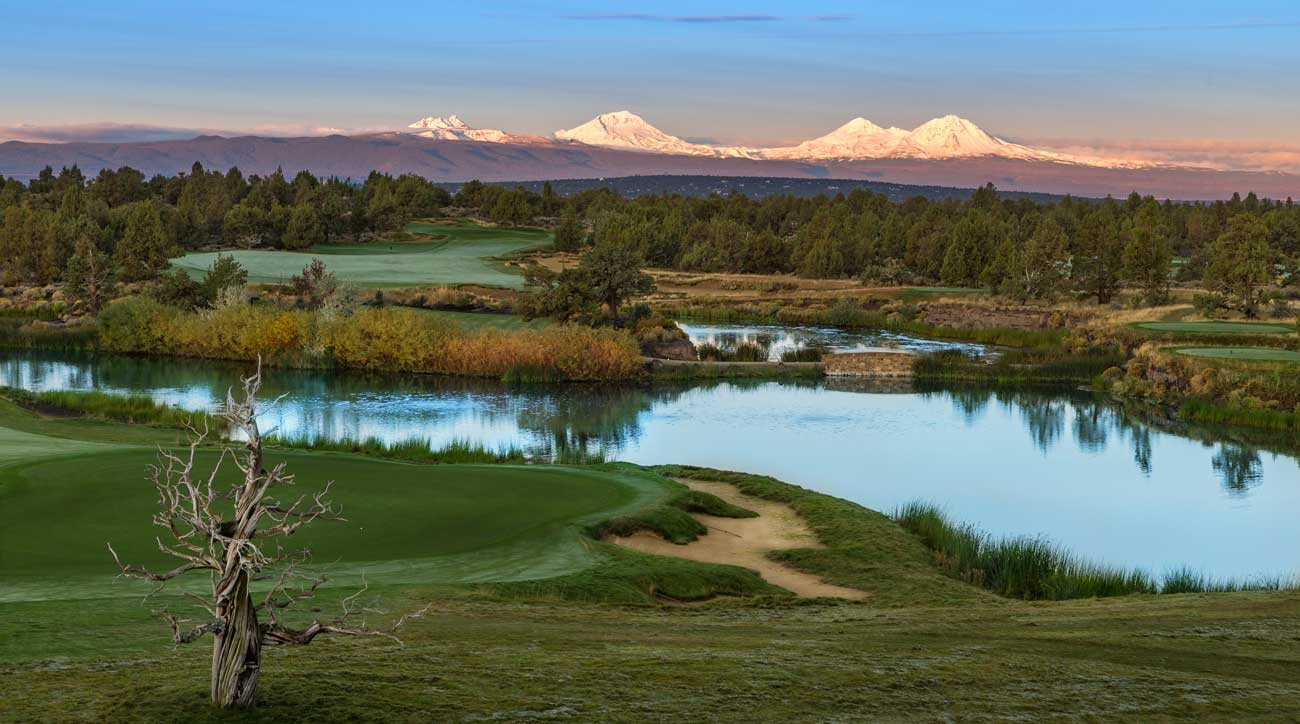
1175;347;1300;363
172;221;551;289
1135;321;1296;335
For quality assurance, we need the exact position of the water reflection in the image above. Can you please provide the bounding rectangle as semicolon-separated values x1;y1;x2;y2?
2;351;1298;579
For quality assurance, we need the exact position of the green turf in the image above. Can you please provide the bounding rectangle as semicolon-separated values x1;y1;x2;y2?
1175;347;1300;363
1136;321;1296;335
172;221;551;289
408;307;550;331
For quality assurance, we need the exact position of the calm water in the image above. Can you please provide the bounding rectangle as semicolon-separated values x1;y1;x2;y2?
2;351;1298;581
678;321;985;361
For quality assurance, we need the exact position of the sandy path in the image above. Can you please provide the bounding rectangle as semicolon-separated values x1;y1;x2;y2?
608;479;868;600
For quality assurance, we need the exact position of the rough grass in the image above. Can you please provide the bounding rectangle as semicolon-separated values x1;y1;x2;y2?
173;221;550;289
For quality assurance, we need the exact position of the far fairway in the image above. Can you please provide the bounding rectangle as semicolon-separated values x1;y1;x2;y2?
1135;321;1296;335
172;221;551;289
1174;347;1300;363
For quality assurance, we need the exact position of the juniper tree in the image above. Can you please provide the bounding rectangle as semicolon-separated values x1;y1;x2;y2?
108;365;428;709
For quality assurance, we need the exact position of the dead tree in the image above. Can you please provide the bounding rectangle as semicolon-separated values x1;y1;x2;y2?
108;363;428;709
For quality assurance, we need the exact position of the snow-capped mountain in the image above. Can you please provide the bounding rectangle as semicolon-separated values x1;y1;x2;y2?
407;115;512;143
406;110;1154;169
553;111;754;158
760;117;909;160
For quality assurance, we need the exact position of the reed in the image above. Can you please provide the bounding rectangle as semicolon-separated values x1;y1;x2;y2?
893;502;1157;600
0;386;219;431
265;433;527;464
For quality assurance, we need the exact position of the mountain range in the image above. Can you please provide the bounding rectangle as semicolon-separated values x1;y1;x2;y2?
0;110;1296;200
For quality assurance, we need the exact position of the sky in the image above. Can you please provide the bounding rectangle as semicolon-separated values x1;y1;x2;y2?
2;1;1298;167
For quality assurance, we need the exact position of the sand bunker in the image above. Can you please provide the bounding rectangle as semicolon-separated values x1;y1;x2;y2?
609;479;868;600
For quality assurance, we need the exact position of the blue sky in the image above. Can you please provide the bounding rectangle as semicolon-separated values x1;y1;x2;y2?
3;1;1299;147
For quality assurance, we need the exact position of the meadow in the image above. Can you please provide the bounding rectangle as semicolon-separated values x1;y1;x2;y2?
2;400;1300;720
172;221;550;289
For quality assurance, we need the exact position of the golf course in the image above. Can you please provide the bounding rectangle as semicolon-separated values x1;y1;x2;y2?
173;221;550;289
2;391;1300;721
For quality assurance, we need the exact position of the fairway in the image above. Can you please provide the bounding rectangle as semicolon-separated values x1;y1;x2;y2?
173;221;551;289
0;421;672;603
1175;346;1300;363
1136;321;1296;335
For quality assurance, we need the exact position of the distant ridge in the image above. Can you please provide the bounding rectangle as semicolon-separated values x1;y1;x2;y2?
1;133;1297;201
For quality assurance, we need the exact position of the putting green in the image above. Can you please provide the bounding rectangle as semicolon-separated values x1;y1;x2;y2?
173;221;550;289
1135;321;1296;335
0;425;672;602
1174;347;1300;363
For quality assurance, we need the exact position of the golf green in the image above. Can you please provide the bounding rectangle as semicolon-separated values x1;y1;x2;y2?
0;427;671;602
1135;321;1295;335
1174;347;1300;363
172;222;550;289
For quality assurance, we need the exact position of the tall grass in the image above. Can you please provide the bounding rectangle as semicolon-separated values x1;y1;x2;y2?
894;502;1296;598
696;342;769;362
913;347;1125;384
265;433;527;464
0;386;219;431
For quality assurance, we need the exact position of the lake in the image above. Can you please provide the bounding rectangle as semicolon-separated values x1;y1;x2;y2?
1;349;1297;582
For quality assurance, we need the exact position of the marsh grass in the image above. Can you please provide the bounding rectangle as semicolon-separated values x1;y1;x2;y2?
914;347;1125;384
895;502;1298;598
697;342;769;362
265;433;527;464
0;386;219;431
780;347;826;363
893;502;1156;599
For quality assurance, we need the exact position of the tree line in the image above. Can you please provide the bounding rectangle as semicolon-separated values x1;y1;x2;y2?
3;164;1297;317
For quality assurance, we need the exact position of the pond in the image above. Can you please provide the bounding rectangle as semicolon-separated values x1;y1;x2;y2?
2;351;1297;582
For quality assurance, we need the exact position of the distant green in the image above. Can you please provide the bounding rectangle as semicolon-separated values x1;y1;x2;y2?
1174;347;1300;363
1136;321;1295;335
172;221;551;289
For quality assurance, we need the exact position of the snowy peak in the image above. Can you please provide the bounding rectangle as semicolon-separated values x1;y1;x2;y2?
554;111;709;156
406;114;513;143
408;115;470;131
895;115;1020;158
761;117;909;160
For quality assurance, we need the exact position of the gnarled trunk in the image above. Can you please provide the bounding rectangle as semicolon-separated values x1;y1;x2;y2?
211;571;262;708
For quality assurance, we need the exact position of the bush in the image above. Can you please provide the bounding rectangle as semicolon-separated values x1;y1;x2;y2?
96;301;644;382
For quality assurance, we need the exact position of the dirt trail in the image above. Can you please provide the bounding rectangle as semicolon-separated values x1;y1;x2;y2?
609;479;868;600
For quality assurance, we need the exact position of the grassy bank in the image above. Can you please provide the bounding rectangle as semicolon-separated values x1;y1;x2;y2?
913;347;1126;384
